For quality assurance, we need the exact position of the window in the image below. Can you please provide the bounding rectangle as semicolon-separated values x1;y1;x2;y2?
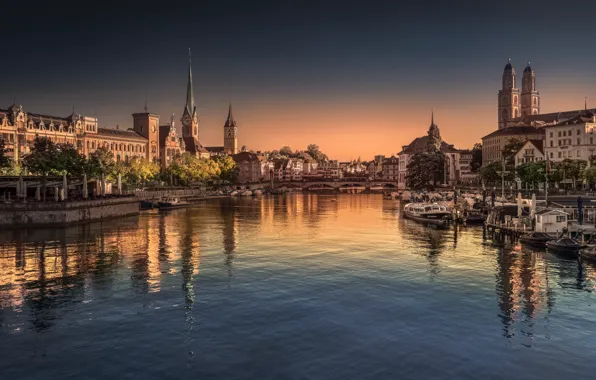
550;141;553;147
558;152;562;158
577;129;581;135
550;152;553;158
550;132;553;137
556;215;566;223
578;138;581;145
591;137;594;144
558;131;562;137
577;150;581;157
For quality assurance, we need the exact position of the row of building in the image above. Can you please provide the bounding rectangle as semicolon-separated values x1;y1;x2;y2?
231;115;477;187
0;51;239;169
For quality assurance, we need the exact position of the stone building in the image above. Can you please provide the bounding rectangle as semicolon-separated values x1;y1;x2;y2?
397;114;469;188
381;156;399;181
0;104;150;163
159;114;186;168
514;140;544;167
232;151;262;183
543;112;596;162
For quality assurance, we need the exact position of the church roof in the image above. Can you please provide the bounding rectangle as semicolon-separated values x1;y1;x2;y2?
382;156;398;165
183;137;209;154
504;61;513;72
399;136;460;154
513;108;596;125
482;125;545;140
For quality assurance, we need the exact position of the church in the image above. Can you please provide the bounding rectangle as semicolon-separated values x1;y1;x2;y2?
482;60;596;164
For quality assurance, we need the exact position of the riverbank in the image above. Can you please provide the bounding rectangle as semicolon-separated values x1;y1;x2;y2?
0;196;140;228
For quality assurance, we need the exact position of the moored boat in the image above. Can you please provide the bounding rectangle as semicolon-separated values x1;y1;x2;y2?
140;200;155;211
463;209;486;224
402;202;451;228
579;246;596;262
519;232;552;248
157;197;190;210
546;238;583;256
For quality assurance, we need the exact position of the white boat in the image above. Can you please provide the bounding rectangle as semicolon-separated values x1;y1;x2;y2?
157;197;190;210
403;202;452;228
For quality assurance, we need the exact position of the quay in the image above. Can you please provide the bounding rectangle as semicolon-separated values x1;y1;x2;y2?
0;196;140;228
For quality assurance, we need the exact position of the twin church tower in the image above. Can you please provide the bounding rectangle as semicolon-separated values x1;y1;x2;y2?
497;60;540;129
179;49;238;155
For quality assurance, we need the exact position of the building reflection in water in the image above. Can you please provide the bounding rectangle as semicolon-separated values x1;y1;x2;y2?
0;213;204;334
221;202;237;285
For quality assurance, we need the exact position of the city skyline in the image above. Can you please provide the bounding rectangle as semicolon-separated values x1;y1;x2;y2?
2;1;596;160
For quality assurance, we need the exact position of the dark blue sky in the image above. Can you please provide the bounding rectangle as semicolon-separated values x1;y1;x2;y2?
2;1;596;158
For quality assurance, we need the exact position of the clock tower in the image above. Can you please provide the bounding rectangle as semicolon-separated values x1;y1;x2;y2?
223;103;238;155
181;49;199;141
132;111;160;161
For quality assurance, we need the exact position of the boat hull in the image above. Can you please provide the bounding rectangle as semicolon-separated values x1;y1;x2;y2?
546;242;581;256
519;238;549;248
158;202;190;210
403;212;450;229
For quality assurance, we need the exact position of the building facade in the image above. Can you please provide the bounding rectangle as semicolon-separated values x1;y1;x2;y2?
381;156;399;181
514;140;544;167
232;151;262;183
543;112;596;162
482;125;545;164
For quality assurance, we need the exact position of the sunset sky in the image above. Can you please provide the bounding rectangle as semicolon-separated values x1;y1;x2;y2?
2;1;596;160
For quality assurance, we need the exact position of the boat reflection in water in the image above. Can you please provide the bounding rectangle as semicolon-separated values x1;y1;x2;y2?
1;194;596;379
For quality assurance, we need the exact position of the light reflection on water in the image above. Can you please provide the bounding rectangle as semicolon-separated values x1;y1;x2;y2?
1;194;596;379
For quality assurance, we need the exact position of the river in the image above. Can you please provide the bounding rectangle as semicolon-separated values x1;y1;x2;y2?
1;194;595;379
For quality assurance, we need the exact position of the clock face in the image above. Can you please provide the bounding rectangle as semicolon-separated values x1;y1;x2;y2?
151;125;156;133
225;128;231;138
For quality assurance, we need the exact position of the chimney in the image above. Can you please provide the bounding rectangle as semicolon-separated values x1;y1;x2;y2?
116;125;119;130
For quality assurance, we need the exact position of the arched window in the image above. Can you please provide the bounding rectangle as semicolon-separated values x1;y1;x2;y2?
513;96;518;105
87;141;90;149
92;141;96;149
514;109;518;118
533;97;538;106
117;154;121;162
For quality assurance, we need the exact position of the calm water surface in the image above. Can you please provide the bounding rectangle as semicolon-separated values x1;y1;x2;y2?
1;194;595;379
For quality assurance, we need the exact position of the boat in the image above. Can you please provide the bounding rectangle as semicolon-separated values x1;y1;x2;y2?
402;203;452;228
546;237;583;256
140;200;155;211
519;232;553;248
157;197;190;210
463;209;486;224
579;246;596;262
383;191;399;200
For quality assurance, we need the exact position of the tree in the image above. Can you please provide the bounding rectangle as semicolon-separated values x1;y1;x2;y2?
583;166;596;189
557;159;586;190
279;146;293;157
125;157;160;186
479;161;501;185
502;138;525;166
54;143;86;176
22;137;58;200
516;161;545;190
0;139;11;171
167;153;220;185
306;144;328;162
86;147;115;179
405;153;428;190
213;155;238;183
470;143;482;172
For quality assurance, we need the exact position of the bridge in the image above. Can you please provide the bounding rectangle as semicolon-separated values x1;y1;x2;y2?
266;180;400;190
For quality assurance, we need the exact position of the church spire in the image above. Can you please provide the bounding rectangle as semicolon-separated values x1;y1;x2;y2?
431;108;435;126
186;48;195;115
225;103;236;127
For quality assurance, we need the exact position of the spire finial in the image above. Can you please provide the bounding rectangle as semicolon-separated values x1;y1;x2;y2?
144;92;148;112
508;57;511;62
431;107;435;126
586;96;588;110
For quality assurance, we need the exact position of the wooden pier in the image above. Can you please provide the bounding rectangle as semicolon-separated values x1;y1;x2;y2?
485;223;529;238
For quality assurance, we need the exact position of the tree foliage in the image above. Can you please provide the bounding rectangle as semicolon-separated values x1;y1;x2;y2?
405;124;446;189
306;144;329;162
86;147;115;178
471;143;482;172
0;139;11;170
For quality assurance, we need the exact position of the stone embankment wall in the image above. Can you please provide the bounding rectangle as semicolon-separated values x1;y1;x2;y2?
0;197;139;227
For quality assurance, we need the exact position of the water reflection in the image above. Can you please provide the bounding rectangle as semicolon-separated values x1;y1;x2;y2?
1;194;596;379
